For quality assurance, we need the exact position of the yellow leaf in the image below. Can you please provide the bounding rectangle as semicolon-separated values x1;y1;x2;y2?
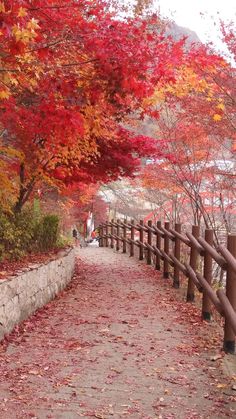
21;29;32;42
0;90;10;99
0;2;5;13
10;77;18;86
12;25;23;42
213;114;222;122
29;78;38;87
18;7;27;18
27;18;40;31
217;103;225;111
216;383;227;389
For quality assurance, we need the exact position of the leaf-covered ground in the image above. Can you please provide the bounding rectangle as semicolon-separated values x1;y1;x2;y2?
0;248;70;281
0;247;235;418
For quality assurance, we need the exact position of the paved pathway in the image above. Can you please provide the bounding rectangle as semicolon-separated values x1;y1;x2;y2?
0;247;235;419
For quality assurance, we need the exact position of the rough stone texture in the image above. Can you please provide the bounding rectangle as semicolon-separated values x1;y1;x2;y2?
0;248;75;340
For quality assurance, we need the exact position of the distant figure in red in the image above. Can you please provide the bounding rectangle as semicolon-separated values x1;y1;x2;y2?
91;230;96;240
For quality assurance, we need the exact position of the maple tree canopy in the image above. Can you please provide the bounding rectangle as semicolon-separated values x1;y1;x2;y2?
0;0;187;212
1;1;235;224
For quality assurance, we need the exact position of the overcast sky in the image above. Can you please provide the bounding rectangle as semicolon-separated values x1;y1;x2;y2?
154;0;236;50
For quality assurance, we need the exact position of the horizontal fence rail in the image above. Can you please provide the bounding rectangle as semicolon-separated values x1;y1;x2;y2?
98;219;236;354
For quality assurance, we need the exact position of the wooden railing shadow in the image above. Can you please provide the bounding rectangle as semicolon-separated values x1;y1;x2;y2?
99;219;236;354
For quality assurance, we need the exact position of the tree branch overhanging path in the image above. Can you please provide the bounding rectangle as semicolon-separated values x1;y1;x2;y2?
0;247;235;418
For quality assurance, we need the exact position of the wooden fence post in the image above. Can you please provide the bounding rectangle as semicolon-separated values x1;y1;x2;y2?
155;221;161;270
173;223;181;288
98;225;102;247
187;225;200;302
224;235;236;353
139;219;144;260
100;224;104;247
105;221;109;247
111;219;114;249
202;229;213;321
123;219;127;253
116;219;120;252
164;221;170;278
147;220;152;265
130;219;134;257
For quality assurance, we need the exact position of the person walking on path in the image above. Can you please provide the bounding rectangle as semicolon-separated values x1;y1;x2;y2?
72;228;78;246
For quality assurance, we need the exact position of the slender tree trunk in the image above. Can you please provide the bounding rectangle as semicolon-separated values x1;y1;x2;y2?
14;163;26;213
14;163;35;213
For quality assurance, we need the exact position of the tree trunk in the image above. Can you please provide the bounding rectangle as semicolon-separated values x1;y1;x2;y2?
13;163;35;213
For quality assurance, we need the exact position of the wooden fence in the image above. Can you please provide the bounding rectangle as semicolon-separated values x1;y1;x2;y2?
98;219;236;354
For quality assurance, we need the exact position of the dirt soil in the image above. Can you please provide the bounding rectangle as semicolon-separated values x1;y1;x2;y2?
0;246;236;419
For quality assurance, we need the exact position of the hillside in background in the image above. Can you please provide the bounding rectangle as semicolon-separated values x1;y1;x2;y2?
127;21;201;138
167;21;200;45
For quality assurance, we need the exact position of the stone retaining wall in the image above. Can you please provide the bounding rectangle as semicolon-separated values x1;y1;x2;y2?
0;247;75;340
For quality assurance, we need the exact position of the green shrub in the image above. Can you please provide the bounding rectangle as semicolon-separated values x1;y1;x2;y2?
36;214;59;251
0;208;60;261
0;208;36;261
56;235;72;249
